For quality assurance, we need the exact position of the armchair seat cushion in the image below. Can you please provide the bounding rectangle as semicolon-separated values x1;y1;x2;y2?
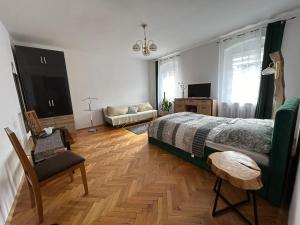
34;151;85;182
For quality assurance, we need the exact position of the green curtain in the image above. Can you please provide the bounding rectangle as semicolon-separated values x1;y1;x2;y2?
255;21;286;119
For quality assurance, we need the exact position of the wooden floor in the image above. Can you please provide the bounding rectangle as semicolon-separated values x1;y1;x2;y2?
7;126;288;225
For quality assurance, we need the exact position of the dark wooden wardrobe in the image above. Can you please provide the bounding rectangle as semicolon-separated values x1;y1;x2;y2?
14;45;75;132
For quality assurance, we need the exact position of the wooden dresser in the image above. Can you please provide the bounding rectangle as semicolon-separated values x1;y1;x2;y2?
174;98;217;116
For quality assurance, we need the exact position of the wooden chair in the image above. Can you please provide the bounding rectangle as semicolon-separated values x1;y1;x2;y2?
25;110;43;137
25;110;74;147
4;128;88;224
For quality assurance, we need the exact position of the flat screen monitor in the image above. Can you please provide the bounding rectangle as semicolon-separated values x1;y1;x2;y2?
188;83;211;98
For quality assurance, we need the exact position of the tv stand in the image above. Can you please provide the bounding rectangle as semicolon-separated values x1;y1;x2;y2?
174;98;217;116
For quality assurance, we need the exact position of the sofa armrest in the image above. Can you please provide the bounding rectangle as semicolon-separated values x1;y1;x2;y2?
103;107;108;117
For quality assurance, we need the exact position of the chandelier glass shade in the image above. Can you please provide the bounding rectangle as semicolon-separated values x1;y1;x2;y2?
132;24;157;56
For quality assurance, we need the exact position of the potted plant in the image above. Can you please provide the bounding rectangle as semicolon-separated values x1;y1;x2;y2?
161;92;173;115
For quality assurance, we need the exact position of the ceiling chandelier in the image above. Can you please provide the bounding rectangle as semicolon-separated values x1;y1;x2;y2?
132;24;157;56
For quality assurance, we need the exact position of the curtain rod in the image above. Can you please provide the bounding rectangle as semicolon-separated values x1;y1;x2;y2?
154;9;299;61
218;27;265;43
286;16;297;21
157;52;180;61
218;16;297;43
158;55;180;62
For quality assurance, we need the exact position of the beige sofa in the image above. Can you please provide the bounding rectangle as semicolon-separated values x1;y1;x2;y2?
103;102;157;126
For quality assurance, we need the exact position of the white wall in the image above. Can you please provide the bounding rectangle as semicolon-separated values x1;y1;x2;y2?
282;17;300;100
65;50;149;129
12;42;150;130
283;15;300;225
179;43;219;98
0;21;28;225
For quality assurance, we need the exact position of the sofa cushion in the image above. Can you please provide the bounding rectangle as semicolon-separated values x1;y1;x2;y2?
138;102;153;112
105;109;157;126
107;105;128;116
128;106;138;114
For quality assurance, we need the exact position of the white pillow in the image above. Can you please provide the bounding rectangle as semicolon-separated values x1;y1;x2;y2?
128;106;138;114
138;102;153;112
107;105;128;116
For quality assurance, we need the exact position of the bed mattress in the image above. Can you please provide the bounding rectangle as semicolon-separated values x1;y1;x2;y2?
149;112;273;160
205;140;269;166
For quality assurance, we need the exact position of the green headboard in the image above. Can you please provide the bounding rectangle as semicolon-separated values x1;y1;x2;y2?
268;97;300;205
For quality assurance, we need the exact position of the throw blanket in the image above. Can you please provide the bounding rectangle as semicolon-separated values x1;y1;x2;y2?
148;112;273;158
34;130;67;163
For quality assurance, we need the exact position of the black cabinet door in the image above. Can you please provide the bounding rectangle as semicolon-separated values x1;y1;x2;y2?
31;76;53;118
15;46;67;75
15;46;45;73
26;76;73;118
39;49;68;75
19;73;38;112
46;77;73;116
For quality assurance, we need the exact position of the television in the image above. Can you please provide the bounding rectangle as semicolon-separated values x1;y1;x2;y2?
188;83;211;98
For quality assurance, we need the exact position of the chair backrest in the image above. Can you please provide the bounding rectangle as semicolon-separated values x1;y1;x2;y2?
25;110;43;135
4;128;38;183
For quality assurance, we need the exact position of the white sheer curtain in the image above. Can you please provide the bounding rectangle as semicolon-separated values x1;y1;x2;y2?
218;28;265;118
158;56;180;112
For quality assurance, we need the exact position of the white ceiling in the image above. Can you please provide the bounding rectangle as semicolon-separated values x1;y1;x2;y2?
0;0;300;59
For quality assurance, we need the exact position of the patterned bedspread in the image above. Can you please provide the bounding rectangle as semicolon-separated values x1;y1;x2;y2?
148;112;273;158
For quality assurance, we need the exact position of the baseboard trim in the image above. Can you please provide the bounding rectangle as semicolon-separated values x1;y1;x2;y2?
4;175;25;225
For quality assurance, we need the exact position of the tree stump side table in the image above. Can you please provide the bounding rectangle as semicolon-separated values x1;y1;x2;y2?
208;151;263;225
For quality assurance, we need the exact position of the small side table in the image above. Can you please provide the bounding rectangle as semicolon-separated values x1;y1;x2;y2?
208;151;263;225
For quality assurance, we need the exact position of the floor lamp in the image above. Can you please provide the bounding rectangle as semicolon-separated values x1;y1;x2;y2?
82;97;98;132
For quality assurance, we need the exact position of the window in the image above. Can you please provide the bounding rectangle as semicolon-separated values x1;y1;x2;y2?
158;56;180;113
231;47;264;104
218;28;265;118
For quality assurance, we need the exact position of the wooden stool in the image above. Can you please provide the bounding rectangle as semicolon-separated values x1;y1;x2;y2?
208;151;263;225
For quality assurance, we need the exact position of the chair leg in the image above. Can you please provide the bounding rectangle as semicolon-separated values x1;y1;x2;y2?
26;180;35;208
32;185;43;224
79;164;88;195
69;172;74;182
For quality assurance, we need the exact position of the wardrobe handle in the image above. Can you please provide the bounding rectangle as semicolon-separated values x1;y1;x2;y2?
48;100;51;107
51;100;54;106
44;57;47;64
40;56;43;64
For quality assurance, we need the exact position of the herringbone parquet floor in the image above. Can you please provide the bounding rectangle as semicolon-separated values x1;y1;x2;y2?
7;126;288;225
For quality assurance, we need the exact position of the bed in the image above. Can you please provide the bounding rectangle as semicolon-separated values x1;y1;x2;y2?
148;98;300;206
